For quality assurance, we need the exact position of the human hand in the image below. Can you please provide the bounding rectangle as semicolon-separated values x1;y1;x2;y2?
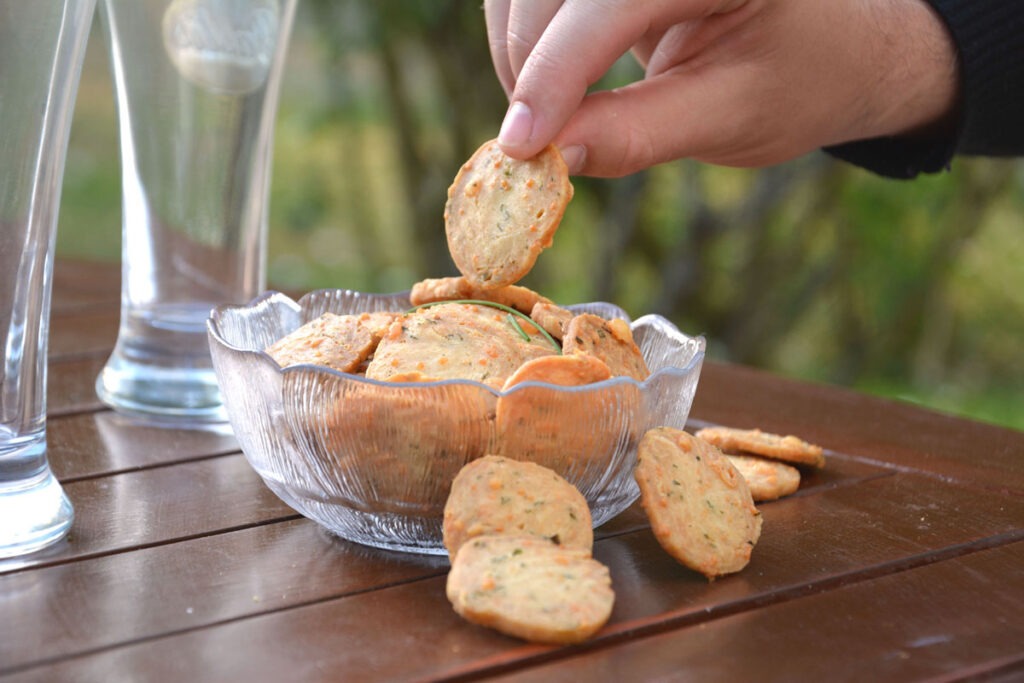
485;0;958;176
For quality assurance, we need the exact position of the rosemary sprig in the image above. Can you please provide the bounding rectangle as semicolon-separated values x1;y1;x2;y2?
407;299;562;353
506;313;530;341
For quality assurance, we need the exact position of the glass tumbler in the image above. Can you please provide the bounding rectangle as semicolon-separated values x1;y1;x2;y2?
0;0;96;558
96;0;297;424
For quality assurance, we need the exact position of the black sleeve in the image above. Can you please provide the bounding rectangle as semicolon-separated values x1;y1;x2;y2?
825;0;1024;179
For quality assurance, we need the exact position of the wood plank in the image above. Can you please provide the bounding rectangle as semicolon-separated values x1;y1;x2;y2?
48;411;238;482
692;361;1024;494
0;453;885;673
48;308;119;359
50;259;120;315
0;454;897;674
8;473;1020;681
0;455;297;575
489;541;1024;683
0;519;449;675
47;356;109;416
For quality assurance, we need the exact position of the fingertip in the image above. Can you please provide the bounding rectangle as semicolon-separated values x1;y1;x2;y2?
497;101;536;155
558;144;586;175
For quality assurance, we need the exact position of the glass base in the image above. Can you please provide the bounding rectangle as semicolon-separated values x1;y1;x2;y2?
97;302;229;425
96;352;228;424
0;467;74;559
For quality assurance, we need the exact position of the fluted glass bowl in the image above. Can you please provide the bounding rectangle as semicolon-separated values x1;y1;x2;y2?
208;289;705;555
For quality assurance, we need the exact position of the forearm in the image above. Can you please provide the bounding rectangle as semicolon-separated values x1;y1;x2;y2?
829;0;1024;178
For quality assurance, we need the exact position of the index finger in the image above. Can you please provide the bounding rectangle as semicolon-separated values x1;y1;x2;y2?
497;0;726;159
484;0;515;96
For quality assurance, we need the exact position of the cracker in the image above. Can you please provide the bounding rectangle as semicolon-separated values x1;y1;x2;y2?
446;534;614;645
635;427;762;579
725;454;801;502
443;455;593;559
695;426;825;468
562;313;650;382
494;353;634;476
410;276;553;315
529;302;574;342
444;139;573;289
310;381;494;514
500;352;612;390
265;312;398;373
365;302;556;389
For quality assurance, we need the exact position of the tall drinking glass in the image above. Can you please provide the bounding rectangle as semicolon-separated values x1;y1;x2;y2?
0;0;96;558
96;0;296;423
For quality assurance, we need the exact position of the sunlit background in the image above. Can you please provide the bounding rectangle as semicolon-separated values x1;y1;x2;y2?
59;1;1024;431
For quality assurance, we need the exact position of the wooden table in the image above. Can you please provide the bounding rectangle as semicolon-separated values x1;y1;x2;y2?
2;259;1022;682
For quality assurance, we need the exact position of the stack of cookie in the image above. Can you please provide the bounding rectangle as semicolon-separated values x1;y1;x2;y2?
696;426;826;502
443;456;615;645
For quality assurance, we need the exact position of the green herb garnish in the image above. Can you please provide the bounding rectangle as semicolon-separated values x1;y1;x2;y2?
407;299;562;353
506;313;530;341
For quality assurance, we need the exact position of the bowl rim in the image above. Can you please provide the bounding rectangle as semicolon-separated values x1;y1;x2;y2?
207;288;707;395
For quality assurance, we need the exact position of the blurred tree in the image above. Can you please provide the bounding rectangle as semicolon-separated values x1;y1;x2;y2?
61;1;1024;429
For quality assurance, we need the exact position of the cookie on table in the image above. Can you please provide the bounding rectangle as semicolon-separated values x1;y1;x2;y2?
443;455;593;559
444;139;573;289
725;454;801;502
365;302;556;390
635;426;762;580
695;426;825;468
265;311;398;373
446;534;615;645
529;302;574;342
409;276;553;316
562;313;650;382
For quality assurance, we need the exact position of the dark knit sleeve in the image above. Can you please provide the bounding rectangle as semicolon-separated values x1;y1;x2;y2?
826;0;1024;179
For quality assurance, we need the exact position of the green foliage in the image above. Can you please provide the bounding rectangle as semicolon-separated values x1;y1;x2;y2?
59;1;1024;431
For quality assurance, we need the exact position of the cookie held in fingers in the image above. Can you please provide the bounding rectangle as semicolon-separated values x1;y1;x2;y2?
444;139;573;289
635;427;762;580
443;455;593;559
446;534;614;645
695;426;825;468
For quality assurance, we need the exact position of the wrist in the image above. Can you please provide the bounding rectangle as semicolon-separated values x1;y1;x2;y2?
862;0;959;142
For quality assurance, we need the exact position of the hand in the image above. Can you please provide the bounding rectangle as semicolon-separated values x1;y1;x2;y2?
485;0;958;176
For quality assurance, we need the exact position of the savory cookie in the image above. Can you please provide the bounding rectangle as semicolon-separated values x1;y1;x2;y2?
310;381;494;514
443;455;593;559
444;139;573;289
725;454;801;502
529;302;574;342
409;276;553;316
562;313;650;382
446;534;614;645
500;352;612;390
365;302;556;389
494;353;633;476
635;426;762;579
695;426;826;468
265;311;398;373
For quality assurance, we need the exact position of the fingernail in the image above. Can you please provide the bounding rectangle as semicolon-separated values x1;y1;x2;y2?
498;101;533;148
560;145;586;174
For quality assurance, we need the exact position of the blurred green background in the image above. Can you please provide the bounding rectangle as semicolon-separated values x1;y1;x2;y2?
59;1;1024;431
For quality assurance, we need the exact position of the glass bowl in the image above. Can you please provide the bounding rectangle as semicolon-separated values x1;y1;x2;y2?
207;289;705;555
